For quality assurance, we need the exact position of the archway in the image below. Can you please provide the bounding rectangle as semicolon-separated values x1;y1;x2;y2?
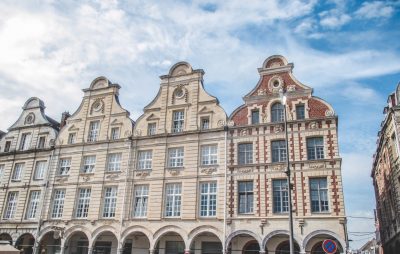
0;233;13;245
189;232;222;254
92;231;118;254
38;231;61;254
122;231;150;254
154;231;186;254
275;240;300;254
65;231;89;254
303;231;344;254
226;231;262;254
16;233;35;254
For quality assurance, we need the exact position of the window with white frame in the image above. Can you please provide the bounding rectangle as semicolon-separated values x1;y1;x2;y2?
103;187;117;218
12;163;24;181
200;182;217;217
68;133;76;144
172;110;184;133
87;121;100;142
238;143;253;165
0;164;4;183
52;189;65;218
238;181;253;214
37;136;46;149
26;191;41;219
82;155;96;173
310;178;329;212
168;147;184;168
251;109;259;124
307;137;324;160
133;185;149;217
111;127;120;140
201;117;210;130
34;161;47;180
75;188;91;218
19;133;31;150
271;140;287;163
59;158;71;175
201;145;218;165
296;104;305;120
137;151;152;170
273;179;289;213
107;153;122;171
3;192;18;219
147;123;156;135
271;103;284;122
165;183;182;217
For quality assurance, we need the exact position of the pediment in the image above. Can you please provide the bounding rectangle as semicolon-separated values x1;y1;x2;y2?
111;119;123;126
68;125;79;132
199;106;214;114
146;113;160;121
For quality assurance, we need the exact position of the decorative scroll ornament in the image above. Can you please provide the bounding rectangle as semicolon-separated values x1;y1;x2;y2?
217;120;235;127
25;113;35;125
308;162;325;169
309;122;318;129
257;89;267;96
325;109;334;117
238;168;253;174
168;168;180;176
135;171;150;178
240;129;249;136
82;175;91;182
274;125;284;133
272;164;285;171
106;173;119;180
125;130;132;137
201;167;217;175
134;129;142;137
287;85;296;92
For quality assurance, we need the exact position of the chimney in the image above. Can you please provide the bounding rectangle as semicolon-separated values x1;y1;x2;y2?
60;112;71;129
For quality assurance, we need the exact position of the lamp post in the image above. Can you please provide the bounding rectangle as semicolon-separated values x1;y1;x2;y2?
280;88;295;254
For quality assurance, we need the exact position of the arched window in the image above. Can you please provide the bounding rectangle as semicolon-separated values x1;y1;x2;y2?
242;240;260;254
276;240;300;254
271;103;284;122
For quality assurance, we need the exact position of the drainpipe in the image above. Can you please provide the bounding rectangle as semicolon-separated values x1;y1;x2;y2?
119;136;133;253
223;125;228;254
33;148;55;254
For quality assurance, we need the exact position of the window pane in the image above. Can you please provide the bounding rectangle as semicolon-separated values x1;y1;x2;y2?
133;185;149;217
168;148;184;167
272;140;287;163
165;183;182;217
251;110;259;124
172;111;184;133
271;103;284;122
310;178;329;212
238;181;253;214
296;104;305;120
238;143;253;165
307;137;324;160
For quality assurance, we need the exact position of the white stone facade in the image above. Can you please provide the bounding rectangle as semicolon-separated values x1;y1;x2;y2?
0;56;347;254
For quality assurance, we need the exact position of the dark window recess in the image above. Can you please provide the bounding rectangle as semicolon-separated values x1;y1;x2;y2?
4;141;11;152
251;109;259;124
38;137;46;149
296;104;305;120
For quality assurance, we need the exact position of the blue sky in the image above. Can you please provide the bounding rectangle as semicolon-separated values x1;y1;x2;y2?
0;0;399;250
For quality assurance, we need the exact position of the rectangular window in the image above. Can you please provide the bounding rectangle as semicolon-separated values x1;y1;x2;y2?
238;181;253;214
107;153;122;172
76;188;91;218
251;109;259;124
273;179;289;213
68;133;76;144
34;161;47;180
110;127;120;140
133;185;149;217
172;110;184;133
310;178;329;212
26;191;41;219
137;151;152;170
201;145;218;165
165;241;184;254
59;158;71;175
168;147;184;168
52;189;65;218
147;123;156;135
88;121;100;142
12;163;24;181
200;182;217;217
4;141;11;152
3;192;18;219
82;155;96;173
296;104;305;120
201;117;210;130
37;136;46;149
103;187;117;218
307;137;324;160
272;140;287;163
165;183;182;217
0;164;4;182
238;143;253;165
19;133;31;150
391;133;398;158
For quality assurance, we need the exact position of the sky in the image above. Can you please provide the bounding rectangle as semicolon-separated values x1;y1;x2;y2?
0;0;399;250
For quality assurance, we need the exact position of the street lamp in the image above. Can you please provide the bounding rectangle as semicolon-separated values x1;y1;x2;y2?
279;88;295;254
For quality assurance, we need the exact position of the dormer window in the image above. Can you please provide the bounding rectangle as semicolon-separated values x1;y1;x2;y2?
110;127;120;140
296;104;305;120
201;117;210;130
172;110;184;133
147;123;156;135
251;109;259;124
4;141;11;152
68;133;76;144
88;121;100;142
271;103;284;122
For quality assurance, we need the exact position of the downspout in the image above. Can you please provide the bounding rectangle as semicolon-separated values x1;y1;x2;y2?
223;125;228;254
119;136;133;250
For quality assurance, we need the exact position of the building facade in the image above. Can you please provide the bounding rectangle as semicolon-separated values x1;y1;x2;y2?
372;84;400;254
0;55;347;254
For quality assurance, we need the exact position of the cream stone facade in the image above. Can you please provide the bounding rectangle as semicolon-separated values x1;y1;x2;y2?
0;55;347;254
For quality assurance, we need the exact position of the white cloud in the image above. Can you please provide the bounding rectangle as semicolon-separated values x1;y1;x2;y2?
319;9;351;28
355;1;395;19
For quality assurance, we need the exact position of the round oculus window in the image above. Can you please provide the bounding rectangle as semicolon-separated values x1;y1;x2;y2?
175;88;184;98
